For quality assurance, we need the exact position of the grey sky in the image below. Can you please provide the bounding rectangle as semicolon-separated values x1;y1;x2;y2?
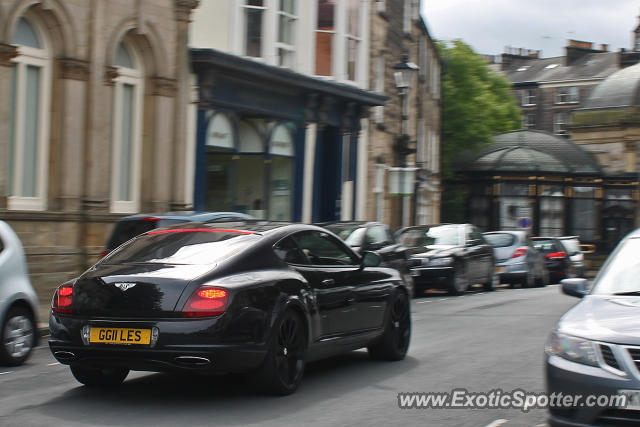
421;0;640;58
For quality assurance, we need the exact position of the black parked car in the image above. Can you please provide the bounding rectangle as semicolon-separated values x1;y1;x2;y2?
100;211;253;258
396;224;497;295
317;221;415;297
531;236;575;283
49;222;411;395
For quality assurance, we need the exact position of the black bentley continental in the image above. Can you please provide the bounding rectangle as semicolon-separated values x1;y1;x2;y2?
49;222;411;395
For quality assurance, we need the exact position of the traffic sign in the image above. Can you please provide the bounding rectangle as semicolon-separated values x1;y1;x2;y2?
518;217;531;228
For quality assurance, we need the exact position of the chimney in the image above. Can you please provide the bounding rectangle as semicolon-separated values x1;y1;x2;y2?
565;39;601;65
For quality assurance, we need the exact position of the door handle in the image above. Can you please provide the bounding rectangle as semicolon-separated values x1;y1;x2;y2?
321;278;335;286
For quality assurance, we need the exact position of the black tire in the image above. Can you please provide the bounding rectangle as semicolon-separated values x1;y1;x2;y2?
483;265;498;292
0;306;35;366
70;364;129;386
448;262;469;295
521;270;535;288
254;310;306;395
368;291;411;361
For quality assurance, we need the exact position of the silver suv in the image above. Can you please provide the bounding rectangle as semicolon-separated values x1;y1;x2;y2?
0;220;39;365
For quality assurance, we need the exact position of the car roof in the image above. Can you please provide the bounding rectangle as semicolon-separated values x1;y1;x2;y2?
316;221;381;227
156;220;325;238
117;211;253;222
484;230;527;237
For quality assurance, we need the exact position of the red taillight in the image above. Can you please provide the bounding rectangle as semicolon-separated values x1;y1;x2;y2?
182;287;228;318
52;283;74;314
511;247;527;258
546;251;567;259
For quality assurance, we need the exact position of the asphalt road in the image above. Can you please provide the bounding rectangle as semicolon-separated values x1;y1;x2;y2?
0;284;579;427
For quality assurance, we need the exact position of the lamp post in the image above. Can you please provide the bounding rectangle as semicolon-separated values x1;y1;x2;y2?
391;53;419;228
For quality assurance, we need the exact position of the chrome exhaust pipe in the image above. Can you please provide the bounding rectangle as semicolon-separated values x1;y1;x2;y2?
54;351;76;360
174;356;211;366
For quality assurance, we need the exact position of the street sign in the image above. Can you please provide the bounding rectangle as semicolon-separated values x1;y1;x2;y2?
518;217;532;228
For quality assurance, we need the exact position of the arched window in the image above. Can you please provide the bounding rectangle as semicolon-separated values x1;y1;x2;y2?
110;40;144;213
7;17;52;210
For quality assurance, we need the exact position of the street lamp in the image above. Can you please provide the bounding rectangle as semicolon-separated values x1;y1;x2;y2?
391;53;419;227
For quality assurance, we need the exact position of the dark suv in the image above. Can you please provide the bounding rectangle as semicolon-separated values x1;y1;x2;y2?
101;211;253;258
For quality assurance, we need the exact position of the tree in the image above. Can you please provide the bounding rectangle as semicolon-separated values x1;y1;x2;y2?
436;40;521;221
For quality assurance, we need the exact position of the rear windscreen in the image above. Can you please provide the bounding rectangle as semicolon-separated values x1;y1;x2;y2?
532;239;558;254
106;219;187;250
483;233;516;248
102;229;262;265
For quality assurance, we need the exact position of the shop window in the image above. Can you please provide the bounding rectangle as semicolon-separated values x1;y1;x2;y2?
539;186;564;236
268;124;295;221
7;17;51;211
205;113;236;212
570;187;595;241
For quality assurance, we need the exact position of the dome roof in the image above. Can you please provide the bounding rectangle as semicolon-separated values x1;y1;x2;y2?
581;62;640;109
457;130;601;175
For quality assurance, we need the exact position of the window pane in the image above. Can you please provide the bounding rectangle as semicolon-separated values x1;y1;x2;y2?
280;0;295;14
245;8;263;57
237;155;265;218
8;65;16;196
13;18;40;48
346;38;358;80
293;232;358;266
347;0;360;37
278;14;294;45
315;0;335;76
206;151;234;211
22;65;40;197
115;43;134;69
269;156;293;221
247;0;263;5
118;83;134;201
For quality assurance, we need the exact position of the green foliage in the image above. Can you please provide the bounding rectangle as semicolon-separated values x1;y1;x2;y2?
436;40;521;179
436;40;520;222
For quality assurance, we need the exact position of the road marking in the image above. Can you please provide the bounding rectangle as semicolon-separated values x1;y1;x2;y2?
485;419;509;427
439;298;449;301
0;371;13;375
47;362;60;366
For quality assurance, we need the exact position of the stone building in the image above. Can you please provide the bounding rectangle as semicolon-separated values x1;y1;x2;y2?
0;0;198;310
494;41;618;137
366;0;442;229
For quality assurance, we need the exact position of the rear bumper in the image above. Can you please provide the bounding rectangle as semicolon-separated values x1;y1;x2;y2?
49;312;267;374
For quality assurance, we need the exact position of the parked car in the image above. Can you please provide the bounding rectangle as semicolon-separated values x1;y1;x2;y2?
0;221;39;366
317;221;415;296
557;235;586;277
100;211;253;258
483;230;549;287
49;222;411;394
396;224;497;295
531;237;575;283
546;229;640;426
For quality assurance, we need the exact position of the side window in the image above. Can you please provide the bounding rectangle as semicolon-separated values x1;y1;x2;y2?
365;225;389;247
292;231;359;266
470;227;484;243
273;237;309;265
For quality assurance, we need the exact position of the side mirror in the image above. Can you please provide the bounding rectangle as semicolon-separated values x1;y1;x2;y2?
561;278;588;298
362;251;382;268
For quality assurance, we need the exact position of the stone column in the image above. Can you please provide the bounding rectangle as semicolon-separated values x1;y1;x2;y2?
150;76;177;212
0;44;18;210
58;58;90;211
171;0;200;210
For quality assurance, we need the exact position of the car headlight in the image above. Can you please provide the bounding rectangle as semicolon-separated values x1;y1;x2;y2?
429;257;453;267
545;331;598;367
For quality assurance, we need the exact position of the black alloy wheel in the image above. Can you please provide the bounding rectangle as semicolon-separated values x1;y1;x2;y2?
368;291;411;361
255;310;306;395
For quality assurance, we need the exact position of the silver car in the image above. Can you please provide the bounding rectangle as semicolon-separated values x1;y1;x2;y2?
0;220;39;365
557;236;586;277
483;230;549;287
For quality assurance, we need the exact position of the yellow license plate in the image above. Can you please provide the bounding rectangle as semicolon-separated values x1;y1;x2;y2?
496;267;505;273
90;327;151;345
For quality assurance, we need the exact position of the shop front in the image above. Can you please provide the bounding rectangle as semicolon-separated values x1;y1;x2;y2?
191;49;384;222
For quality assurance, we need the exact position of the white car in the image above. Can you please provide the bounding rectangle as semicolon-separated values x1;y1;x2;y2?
0;220;39;365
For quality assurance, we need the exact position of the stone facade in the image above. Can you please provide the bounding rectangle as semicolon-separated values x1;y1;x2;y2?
366;0;441;229
0;0;197;317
